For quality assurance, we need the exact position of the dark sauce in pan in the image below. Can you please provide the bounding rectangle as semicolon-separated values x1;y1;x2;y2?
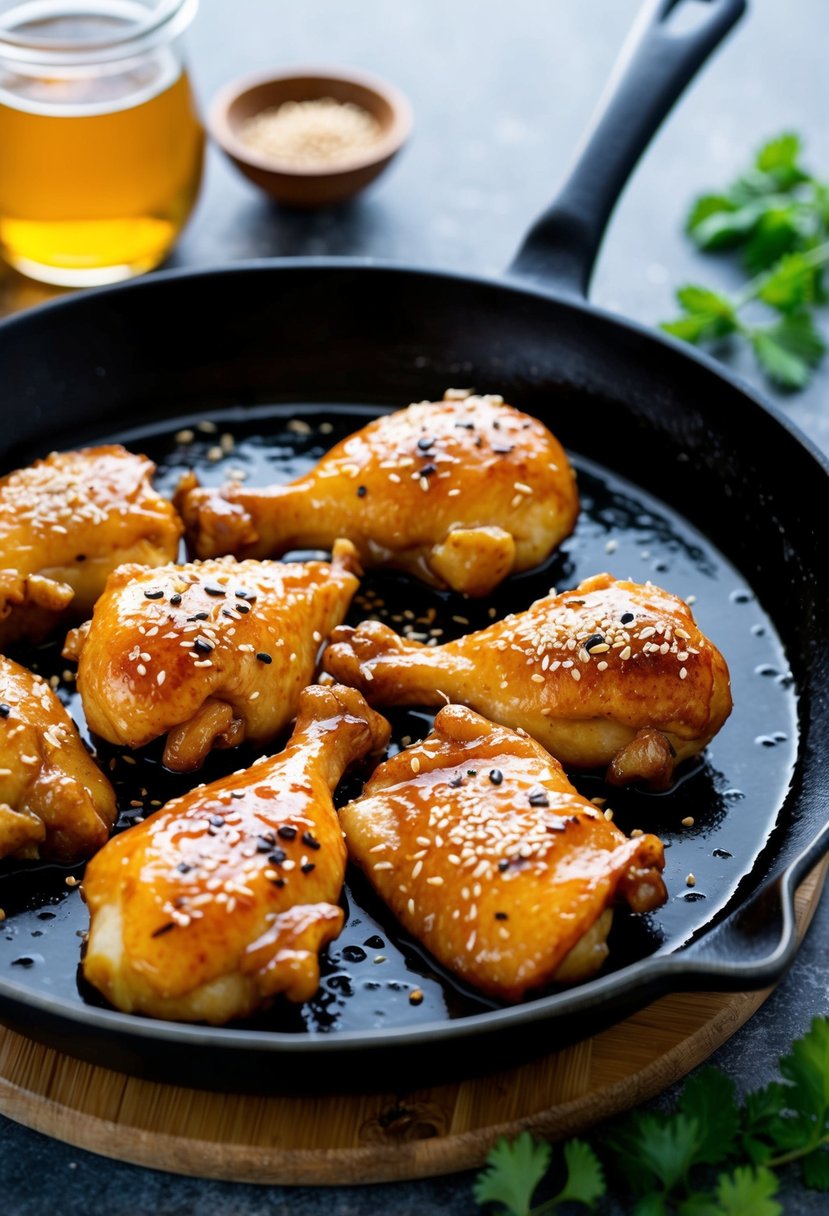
0;405;798;1034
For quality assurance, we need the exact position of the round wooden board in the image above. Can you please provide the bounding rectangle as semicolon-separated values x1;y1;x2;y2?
1;859;825;1187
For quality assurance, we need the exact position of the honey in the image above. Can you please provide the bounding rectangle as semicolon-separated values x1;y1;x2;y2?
0;2;204;286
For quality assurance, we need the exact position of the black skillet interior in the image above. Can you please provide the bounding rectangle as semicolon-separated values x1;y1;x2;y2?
2;0;829;1090
1;263;828;1091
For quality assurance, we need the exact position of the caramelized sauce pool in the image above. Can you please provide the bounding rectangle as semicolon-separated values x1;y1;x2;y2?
0;405;799;1034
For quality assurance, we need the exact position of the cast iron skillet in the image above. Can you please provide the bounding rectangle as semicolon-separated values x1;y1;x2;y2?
1;0;829;1092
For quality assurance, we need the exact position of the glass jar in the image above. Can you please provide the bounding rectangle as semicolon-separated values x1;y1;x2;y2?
0;0;204;286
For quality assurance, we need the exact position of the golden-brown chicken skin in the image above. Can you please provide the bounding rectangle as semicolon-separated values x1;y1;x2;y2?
324;573;732;789
65;541;361;772
82;685;391;1023
0;654;116;862
175;391;579;597
341;704;666;1001
0;445;182;646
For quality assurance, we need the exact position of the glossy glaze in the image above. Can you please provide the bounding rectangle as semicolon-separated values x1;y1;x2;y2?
67;540;360;770
83;684;390;1022
0;654;115;862
342;704;666;1000
324;572;732;788
0;445;181;646
176;392;579;597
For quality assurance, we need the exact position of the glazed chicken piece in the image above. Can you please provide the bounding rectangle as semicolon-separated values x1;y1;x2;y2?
0;445;182;646
83;685;390;1022
0;654;116;862
325;572;732;790
176;391;579;597
342;704;666;1000
65;541;361;772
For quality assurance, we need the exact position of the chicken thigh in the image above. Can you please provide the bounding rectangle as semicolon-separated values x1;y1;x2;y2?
0;445;181;646
83;685;390;1022
324;572;732;789
175;392;579;597
0;654;116;862
65;541;361;771
341;704;666;1000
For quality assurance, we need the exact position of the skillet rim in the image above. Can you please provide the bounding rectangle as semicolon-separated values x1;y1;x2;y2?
0;254;826;1060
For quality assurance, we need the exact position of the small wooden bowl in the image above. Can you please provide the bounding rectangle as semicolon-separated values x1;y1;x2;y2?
209;67;413;209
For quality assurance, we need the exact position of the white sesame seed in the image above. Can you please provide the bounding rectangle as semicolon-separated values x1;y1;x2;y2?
679;667;688;680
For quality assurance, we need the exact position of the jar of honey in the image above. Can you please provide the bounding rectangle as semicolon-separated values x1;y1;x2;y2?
0;0;204;285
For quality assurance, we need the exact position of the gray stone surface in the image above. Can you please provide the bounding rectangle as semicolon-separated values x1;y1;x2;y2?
2;0;828;1212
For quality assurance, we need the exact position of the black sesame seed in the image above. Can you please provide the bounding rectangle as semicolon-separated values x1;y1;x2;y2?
356;485;367;498
272;877;286;888
187;612;209;622
420;463;438;477
0;704;9;718
584;633;606;652
169;593;182;606
75;553;86;562
151;922;175;937
268;849;287;864
494;911;509;921
302;831;321;850
449;775;463;788
256;833;275;851
277;825;297;841
176;862;192;874
528;787;550;808
235;602;250;614
498;858;510;872
488;769;504;786
144;589;164;600
221;607;237;618
235;589;256;602
256;652;272;664
193;638;213;654
417;436;435;451
209;815;224;828
204;585;226;597
301;862;316;874
454;421;475;430
620;612;635;625
466;770;477;777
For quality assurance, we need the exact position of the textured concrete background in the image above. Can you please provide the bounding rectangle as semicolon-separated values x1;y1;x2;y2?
2;0;828;1211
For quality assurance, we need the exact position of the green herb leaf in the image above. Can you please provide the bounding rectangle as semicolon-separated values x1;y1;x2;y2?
757;251;817;312
550;1139;605;1210
632;1196;669;1216
473;1131;551;1215
801;1146;829;1191
751;312;826;389
779;1015;829;1128
661;285;738;345
755;132;810;190
743;205;803;271
679;1067;740;1165
687;199;767;250
713;1165;782;1216
608;1112;703;1195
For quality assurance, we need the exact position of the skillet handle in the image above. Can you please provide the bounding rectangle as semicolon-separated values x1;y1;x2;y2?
665;820;829;991
508;0;746;297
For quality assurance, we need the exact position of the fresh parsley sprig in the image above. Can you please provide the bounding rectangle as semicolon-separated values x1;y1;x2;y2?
661;133;829;390
474;1016;829;1215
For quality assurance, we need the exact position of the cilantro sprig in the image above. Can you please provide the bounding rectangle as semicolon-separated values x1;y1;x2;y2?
474;1016;829;1215
661;133;829;390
